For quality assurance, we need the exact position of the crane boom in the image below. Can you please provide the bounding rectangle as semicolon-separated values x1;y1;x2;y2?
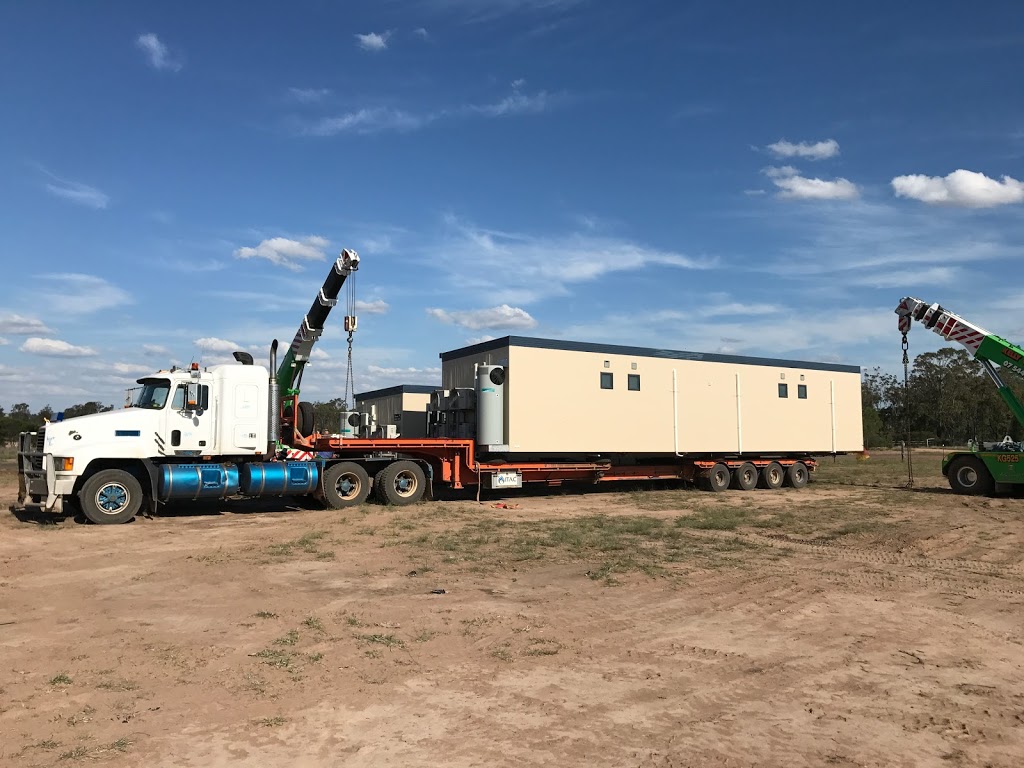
277;249;360;396
895;296;1024;431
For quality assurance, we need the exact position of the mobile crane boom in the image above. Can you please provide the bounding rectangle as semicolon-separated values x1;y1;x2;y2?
895;297;1024;430
277;249;360;396
895;297;1024;494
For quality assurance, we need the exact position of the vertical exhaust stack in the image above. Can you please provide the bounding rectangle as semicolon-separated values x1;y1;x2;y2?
268;340;280;457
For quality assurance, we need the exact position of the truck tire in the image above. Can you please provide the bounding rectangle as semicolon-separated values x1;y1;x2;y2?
375;460;426;506
321;462;370;508
947;456;994;496
759;462;785;490
704;463;731;493
80;469;143;525
296;401;316;438
785;461;809;489
731;462;758;491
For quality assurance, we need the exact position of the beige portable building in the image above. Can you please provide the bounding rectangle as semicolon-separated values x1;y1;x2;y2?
440;337;863;457
355;385;434;438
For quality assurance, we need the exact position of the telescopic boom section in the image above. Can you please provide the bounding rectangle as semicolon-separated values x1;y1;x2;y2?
277;249;360;395
896;296;1024;430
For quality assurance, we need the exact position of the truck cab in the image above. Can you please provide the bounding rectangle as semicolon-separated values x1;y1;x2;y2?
18;361;270;518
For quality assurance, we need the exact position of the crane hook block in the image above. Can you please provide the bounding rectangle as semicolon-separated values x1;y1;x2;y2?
344;316;358;333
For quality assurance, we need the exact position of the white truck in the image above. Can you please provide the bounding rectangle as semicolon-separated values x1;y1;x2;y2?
17;251;360;524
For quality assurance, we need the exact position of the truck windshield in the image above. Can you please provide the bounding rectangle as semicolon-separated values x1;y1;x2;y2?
134;380;171;409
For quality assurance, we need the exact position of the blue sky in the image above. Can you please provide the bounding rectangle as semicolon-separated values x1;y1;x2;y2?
2;0;1024;410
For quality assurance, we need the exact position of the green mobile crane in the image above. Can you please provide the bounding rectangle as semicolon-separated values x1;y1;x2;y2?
896;297;1024;495
277;248;360;445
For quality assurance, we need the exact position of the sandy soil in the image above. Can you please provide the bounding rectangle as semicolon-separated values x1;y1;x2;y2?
1;456;1023;767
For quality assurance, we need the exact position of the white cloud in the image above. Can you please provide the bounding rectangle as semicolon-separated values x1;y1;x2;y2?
39;168;109;209
0;314;54;335
467;90;551;117
427;304;538;330
135;33;182;72
0;337;7;345
356;31;391;51
891;169;1024;208
434;216;714;304
301;108;431;136
193;337;241;353
466;335;496;345
764;166;859;201
21;337;97;357
414;27;430;39
766;139;840;160
142;344;170;357
288;87;331;103
354;299;390;314
511;78;526;89
234;235;330;270
110;362;154;376
35;273;132;314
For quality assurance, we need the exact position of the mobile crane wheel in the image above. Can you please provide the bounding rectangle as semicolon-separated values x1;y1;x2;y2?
946;456;994;496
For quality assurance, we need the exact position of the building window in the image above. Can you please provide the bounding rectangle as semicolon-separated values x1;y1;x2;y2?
778;383;788;398
600;372;614;389
798;384;807;399
628;374;640;391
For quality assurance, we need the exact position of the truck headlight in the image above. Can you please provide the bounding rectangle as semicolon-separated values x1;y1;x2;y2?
54;457;74;472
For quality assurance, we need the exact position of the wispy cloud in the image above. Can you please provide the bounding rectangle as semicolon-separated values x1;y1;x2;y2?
21;338;97;357
892;169;1024;208
430;215;715;304
766;139;840;160
288;87;331;104
413;27;431;40
427;304;537;330
0;314;54;335
356;31;392;51
38;167;109;209
194;337;241;353
35;274;132;314
135;33;182;72
234;235;330;270
421;0;584;22
764;166;859;201
296;87;559;136
0;337;7;346
142;344;171;357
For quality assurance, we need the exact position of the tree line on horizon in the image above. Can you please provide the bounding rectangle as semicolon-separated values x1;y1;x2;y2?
2;347;1021;450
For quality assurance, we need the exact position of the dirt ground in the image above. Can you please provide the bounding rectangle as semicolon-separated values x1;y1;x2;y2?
1;451;1022;767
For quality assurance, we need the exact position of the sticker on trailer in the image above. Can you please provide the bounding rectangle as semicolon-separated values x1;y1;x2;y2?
490;471;522;489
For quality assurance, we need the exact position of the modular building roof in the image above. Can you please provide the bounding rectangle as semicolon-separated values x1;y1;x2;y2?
354;384;438;401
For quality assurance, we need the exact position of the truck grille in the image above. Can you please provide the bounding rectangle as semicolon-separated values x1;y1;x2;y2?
32;427;45;470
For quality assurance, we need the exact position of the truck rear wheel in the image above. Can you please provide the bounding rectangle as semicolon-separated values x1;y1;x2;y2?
703;463;731;492
321;462;370;508
947;456;994;496
375;461;426;506
731;462;758;491
80;469;143;525
759;462;784;490
785;461;809;489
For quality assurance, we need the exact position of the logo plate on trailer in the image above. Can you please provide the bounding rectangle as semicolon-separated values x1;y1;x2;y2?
490;471;522;489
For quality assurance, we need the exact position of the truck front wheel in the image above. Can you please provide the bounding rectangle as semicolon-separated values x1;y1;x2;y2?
80;469;143;524
947;456;994;496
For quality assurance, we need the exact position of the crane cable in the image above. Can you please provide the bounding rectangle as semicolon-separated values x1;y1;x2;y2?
901;330;915;488
343;269;356;409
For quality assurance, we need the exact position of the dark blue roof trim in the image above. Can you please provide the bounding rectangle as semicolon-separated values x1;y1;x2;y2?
355;384;437;401
439;335;861;374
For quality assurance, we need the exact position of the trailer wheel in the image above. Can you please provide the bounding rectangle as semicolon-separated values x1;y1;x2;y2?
947;456;994;496
785;461;809;489
704;463;731;492
731;462;758;491
376;460;426;506
759;462;785;490
321;462;370;508
80;469;143;525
